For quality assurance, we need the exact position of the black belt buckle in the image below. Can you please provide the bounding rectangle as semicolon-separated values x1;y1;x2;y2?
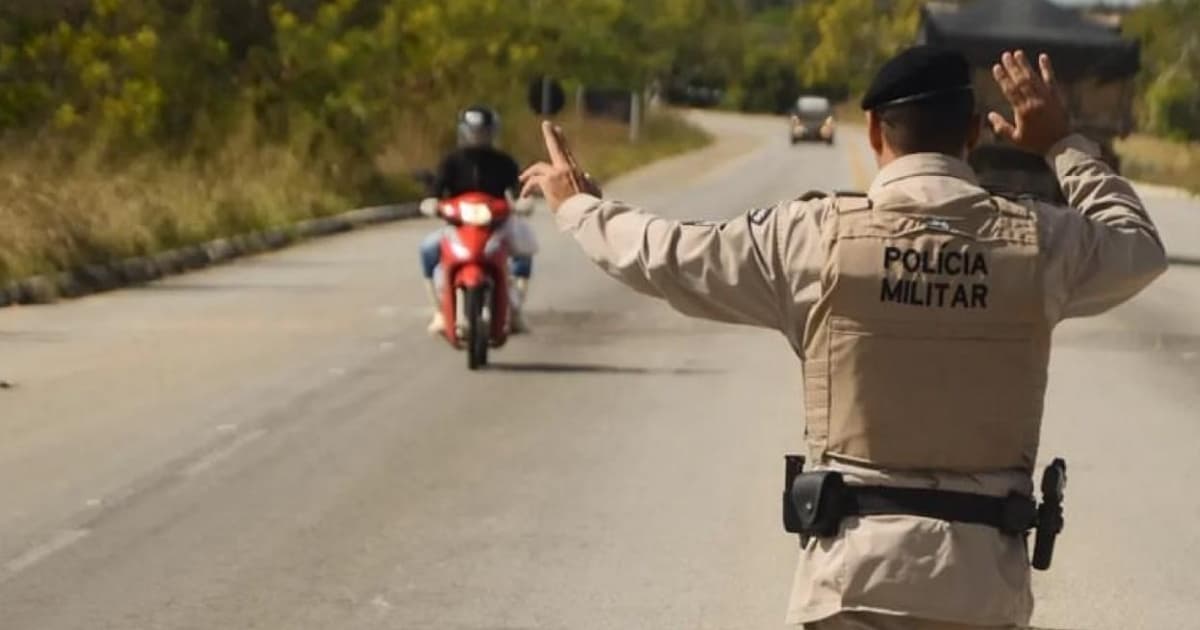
999;492;1037;535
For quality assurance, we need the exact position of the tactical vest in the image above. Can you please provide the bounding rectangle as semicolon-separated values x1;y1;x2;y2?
802;193;1051;473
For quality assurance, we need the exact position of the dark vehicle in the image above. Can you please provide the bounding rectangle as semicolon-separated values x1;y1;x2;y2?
789;95;836;145
919;0;1140;202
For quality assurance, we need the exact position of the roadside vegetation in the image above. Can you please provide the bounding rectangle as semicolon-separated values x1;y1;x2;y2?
1117;135;1200;195
0;107;706;284
1118;0;1200;194
1;0;1196;285
0;0;713;285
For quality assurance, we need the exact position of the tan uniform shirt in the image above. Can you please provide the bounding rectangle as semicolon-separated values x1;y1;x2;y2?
554;135;1166;626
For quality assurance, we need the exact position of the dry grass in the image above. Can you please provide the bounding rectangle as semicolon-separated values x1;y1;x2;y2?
0;110;708;285
378;106;712;183
1117;133;1200;194
550;112;712;182
0;134;346;282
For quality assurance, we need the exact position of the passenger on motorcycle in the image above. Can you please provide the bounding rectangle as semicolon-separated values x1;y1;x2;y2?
419;106;538;335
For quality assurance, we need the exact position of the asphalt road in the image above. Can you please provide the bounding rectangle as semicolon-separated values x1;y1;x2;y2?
1;111;1198;630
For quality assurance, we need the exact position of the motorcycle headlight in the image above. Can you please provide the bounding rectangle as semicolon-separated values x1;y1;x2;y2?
458;201;493;226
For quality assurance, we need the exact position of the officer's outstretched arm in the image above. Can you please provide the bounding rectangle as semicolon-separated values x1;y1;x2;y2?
1047;137;1167;318
554;195;791;329
522;121;820;332
990;50;1166;318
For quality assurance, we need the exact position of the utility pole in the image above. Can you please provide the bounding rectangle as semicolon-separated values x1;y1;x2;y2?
629;90;642;143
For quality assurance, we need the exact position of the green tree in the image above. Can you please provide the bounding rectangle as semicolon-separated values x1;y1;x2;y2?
793;0;921;95
1125;0;1200;140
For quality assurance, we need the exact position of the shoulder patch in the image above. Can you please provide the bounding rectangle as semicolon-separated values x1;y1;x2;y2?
833;192;873;214
990;190;1034;203
797;190;872;213
921;216;953;232
748;206;774;226
989;194;1037;219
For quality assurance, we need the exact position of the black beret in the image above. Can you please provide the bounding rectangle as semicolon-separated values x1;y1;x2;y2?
861;45;973;111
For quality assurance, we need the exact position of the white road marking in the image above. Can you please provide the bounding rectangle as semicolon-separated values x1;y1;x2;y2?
328;367;347;377
4;529;90;576
375;305;399;318
379;341;396;351
183;429;267;478
84;498;102;508
215;423;238;433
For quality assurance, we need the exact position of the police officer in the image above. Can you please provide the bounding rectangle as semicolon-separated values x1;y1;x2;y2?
520;47;1166;629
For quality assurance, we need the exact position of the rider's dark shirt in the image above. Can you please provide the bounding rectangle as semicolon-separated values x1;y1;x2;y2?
433;146;521;199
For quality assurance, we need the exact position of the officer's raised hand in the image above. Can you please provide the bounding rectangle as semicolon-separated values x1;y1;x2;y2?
988;50;1071;155
519;121;602;212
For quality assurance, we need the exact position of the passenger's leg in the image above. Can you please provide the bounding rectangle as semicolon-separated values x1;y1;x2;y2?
419;231;445;335
419;231;442;281
509;256;533;333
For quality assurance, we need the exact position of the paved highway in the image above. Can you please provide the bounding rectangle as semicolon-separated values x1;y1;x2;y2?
1;111;1197;629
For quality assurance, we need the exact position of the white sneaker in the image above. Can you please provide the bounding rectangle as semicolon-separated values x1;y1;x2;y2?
426;312;446;336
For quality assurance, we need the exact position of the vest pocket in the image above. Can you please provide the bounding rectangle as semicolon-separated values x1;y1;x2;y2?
825;316;1041;472
803;358;830;451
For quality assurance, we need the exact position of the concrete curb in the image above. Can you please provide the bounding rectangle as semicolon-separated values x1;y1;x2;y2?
0;202;419;308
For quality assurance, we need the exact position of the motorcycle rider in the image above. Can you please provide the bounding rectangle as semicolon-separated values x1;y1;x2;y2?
420;105;537;335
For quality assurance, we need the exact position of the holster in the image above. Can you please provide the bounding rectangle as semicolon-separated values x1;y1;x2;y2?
1032;458;1067;570
782;455;806;534
790;470;848;538
782;455;847;540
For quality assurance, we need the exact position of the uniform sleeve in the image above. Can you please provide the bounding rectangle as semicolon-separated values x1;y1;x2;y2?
1047;135;1168;318
554;194;795;329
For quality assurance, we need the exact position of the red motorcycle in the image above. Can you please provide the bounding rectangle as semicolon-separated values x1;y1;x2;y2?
421;192;513;370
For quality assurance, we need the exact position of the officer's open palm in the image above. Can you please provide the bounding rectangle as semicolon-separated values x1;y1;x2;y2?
989;50;1071;156
520;122;602;213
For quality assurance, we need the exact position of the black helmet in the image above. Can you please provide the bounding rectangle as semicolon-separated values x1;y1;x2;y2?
457;105;500;147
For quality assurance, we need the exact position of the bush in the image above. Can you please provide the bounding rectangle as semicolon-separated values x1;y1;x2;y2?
1125;0;1200;141
1144;72;1200;142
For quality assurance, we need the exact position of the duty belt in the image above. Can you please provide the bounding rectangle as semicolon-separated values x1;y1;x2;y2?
782;455;1067;570
843;484;1036;533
